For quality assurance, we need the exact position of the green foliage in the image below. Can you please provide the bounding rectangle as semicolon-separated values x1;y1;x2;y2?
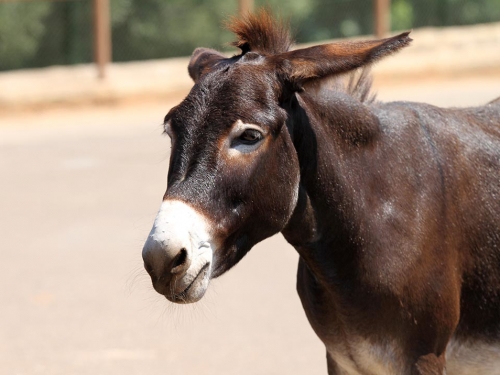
1;0;500;71
290;0;374;41
392;0;413;31
32;1;93;68
0;3;52;70
111;0;238;61
391;0;500;31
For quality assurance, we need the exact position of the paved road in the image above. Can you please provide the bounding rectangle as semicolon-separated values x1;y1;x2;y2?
1;75;499;375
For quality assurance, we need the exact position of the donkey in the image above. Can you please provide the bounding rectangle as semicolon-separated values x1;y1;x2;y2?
142;10;500;375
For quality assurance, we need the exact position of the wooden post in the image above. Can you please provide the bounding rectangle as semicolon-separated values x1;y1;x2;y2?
93;0;111;79
238;0;254;15
374;0;391;38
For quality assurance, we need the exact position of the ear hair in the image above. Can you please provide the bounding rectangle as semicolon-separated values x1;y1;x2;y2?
188;48;227;82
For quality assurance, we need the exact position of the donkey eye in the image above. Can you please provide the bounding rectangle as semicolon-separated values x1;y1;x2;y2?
239;129;263;144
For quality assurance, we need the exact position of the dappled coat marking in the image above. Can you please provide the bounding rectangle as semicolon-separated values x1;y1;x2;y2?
142;10;500;375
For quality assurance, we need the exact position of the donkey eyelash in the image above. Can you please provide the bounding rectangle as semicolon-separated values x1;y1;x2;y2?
237;129;263;145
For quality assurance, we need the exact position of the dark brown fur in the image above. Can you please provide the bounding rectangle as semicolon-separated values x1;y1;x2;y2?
143;11;500;375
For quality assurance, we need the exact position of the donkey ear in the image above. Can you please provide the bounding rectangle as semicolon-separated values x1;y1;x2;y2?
274;32;411;88
188;48;227;82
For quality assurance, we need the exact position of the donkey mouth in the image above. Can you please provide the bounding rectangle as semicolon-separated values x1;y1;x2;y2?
168;262;211;304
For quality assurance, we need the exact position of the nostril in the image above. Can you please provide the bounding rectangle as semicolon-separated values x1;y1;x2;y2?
170;248;188;274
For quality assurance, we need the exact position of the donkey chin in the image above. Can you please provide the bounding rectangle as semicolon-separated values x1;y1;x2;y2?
142;200;215;304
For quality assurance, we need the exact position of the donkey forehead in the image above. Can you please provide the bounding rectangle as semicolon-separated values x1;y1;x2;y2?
169;62;283;131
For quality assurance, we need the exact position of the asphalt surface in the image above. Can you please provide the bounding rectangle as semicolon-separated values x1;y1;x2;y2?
1;75;499;375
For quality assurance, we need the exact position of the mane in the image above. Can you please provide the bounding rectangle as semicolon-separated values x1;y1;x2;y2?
346;69;376;104
307;69;376;105
226;9;293;55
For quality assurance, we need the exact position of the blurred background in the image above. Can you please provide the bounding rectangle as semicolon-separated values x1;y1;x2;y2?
1;0;500;71
1;1;500;374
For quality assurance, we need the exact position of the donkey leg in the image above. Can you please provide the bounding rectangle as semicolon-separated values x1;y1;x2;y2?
412;353;446;375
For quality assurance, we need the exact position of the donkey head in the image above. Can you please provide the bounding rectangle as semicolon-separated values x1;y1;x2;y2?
142;10;411;303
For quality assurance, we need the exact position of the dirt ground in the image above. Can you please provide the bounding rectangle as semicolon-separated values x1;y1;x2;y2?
1;73;500;375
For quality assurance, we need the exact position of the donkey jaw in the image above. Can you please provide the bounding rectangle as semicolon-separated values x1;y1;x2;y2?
142;199;216;304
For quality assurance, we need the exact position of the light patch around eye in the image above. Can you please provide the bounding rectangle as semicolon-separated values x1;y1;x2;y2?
227;119;266;156
232;143;260;153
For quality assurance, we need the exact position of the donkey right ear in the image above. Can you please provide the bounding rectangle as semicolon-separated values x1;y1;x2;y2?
188;48;227;83
273;32;411;90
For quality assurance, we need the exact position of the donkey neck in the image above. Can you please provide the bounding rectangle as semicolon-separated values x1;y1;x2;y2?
282;90;382;280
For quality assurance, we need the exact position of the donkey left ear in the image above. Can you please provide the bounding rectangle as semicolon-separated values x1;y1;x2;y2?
273;32;411;89
188;48;227;83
